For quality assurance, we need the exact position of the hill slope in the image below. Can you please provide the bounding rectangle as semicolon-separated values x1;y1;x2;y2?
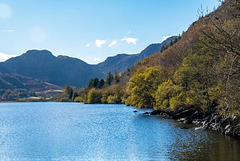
0;72;62;91
140;0;238;69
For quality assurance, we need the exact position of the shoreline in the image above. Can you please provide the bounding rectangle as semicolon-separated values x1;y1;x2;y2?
148;108;240;139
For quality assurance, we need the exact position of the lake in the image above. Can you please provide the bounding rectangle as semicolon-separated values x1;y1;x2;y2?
0;102;239;160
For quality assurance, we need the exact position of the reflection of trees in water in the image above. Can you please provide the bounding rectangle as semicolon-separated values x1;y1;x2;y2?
169;128;240;161
131;115;240;160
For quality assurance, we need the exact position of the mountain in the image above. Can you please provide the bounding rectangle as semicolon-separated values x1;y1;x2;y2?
0;50;104;88
0;37;175;88
96;36;175;74
0;72;62;91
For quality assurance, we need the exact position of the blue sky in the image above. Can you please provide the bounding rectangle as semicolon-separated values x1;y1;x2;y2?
0;0;220;64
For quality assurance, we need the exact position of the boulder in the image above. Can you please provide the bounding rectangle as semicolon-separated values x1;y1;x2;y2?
150;110;162;115
177;118;186;122
191;111;204;120
181;126;188;129
210;122;221;130
172;110;195;119
184;117;193;124
192;120;202;125
233;127;240;138
195;124;208;130
224;125;234;136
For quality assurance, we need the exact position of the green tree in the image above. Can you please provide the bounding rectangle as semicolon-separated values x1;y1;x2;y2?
114;71;120;83
87;78;94;88
101;91;110;104
107;94;121;104
93;78;99;88
87;88;102;104
106;72;114;85
174;53;216;90
64;85;74;100
56;85;74;102
127;66;168;108
154;80;183;111
173;53;217;111
97;79;105;88
200;16;240;116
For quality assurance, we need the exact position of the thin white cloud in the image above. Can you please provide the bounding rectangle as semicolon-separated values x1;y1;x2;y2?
93;57;100;62
108;40;117;47
0;52;17;62
0;3;12;19
86;43;90;47
1;29;15;32
95;40;106;48
122;37;138;45
162;35;172;42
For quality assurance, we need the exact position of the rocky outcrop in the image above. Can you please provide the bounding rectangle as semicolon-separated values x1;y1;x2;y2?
149;108;240;138
193;113;240;137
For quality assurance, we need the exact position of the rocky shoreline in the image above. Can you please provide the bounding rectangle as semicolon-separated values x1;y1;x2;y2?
147;108;240;138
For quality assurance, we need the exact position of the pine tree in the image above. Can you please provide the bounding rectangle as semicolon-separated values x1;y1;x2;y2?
106;72;113;85
93;78;99;88
114;71;120;83
97;79;105;88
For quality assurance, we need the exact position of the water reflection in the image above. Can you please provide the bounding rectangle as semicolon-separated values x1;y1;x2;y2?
168;121;240;161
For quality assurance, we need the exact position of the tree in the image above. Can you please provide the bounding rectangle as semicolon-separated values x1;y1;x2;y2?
198;4;240;116
57;85;74;102
106;72;113;85
107;94;121;104
87;88;102;104
88;78;103;89
93;78;99;88
127;66;168;108
97;79;105;88
173;53;217;111
174;53;216;91
64;85;74;100
87;78;94;88
154;80;183;111
101;91;110;104
114;71;120;84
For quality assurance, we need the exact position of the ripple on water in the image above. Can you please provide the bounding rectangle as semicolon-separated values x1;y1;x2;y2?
0;102;239;160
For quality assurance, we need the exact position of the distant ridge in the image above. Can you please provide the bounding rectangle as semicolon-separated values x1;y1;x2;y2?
0;50;104;88
0;37;175;88
96;36;175;74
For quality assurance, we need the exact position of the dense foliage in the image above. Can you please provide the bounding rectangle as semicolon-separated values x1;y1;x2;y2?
57;71;127;104
126;66;168;108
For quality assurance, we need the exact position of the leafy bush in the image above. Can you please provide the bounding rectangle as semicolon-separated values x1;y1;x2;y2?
87;88;102;104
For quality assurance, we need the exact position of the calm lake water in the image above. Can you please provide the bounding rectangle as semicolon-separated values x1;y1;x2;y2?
0;102;239;161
